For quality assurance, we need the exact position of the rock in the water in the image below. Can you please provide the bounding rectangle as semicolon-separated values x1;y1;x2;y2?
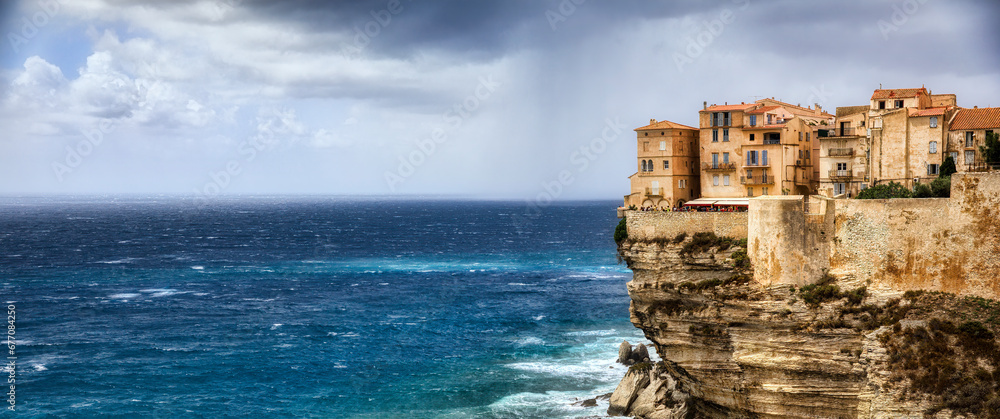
608;367;650;416
632;343;650;363
617;340;633;365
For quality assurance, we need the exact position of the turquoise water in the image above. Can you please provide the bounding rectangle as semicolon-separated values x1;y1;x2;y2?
1;198;646;417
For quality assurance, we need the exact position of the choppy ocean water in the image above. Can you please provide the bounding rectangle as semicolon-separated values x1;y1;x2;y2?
0;198;648;418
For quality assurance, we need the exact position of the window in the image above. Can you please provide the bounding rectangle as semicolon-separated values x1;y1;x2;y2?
747;150;758;166
950;152;958;162
679;179;686;189
641;160;647;172
723;112;731;126
712;129;719;142
712;112;718;126
799;150;803;158
644;132;648;136
747;187;753;197
723;152;730;164
749;133;755;142
643;142;648;152
762;150;768;166
966;131;975;147
834;183;846;195
749;115;757;126
723;128;729;142
663;160;669;170
713;175;719;186
805;150;810;159
712;153;719;168
895;100;904;108
659;141;666;151
799;132;803;141
928;164;939;175
762;187;768;195
723;175;730;186
965;150;976;165
929;141;938;154
806;133;810;142
837;162;848;171
930;116;938;128
878;101;886;109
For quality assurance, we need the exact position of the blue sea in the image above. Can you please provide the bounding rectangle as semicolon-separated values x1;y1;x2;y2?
0;198;647;417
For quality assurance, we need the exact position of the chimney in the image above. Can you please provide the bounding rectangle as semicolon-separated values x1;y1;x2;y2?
703;101;707;110
815;103;822;113
725;101;728;105
650;119;656;125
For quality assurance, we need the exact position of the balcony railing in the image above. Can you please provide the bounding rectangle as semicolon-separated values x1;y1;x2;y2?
828;170;854;179
828;148;855;157
644;187;663;196
819;127;857;137
702;162;736;172
740;175;774;185
744;160;770;167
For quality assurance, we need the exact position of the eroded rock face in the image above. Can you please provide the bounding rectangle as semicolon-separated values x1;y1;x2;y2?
612;239;986;418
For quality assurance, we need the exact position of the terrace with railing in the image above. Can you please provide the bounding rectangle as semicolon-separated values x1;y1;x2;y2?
702;162;737;172
819;127;857;137
828;148;855;157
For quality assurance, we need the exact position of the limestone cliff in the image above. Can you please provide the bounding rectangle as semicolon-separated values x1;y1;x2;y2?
611;236;1000;418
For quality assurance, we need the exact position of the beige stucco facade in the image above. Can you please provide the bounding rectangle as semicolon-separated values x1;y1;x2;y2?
818;108;868;197
625;119;700;208
699;100;830;199
867;87;955;188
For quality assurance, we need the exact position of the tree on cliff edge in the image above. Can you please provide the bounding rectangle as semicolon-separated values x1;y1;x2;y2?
981;131;1000;165
940;156;957;178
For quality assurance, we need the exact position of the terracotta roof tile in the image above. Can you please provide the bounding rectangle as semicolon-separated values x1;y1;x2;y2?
755;98;834;118
871;88;927;100
746;105;781;115
949;107;1000;131
701;103;757;112
634;119;698;131
909;107;947;117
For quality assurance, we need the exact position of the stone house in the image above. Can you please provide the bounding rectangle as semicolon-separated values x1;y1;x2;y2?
624;119;700;209
947;106;1000;171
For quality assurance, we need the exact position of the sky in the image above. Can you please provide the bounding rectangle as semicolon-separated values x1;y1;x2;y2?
1;0;998;199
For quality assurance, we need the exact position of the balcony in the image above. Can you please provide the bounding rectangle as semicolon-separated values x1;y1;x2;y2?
828;148;855;157
819;127;858;138
744;160;770;168
644;187;663;196
740;175;774;185
702;162;736;172
828;170;855;180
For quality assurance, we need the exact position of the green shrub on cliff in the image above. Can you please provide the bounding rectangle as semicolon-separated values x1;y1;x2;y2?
856;181;912;199
614;218;628;244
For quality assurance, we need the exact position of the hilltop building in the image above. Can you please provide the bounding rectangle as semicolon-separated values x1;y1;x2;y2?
624;85;997;207
697;99;831;200
818;105;869;197
865;87;958;188
624;119;700;209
